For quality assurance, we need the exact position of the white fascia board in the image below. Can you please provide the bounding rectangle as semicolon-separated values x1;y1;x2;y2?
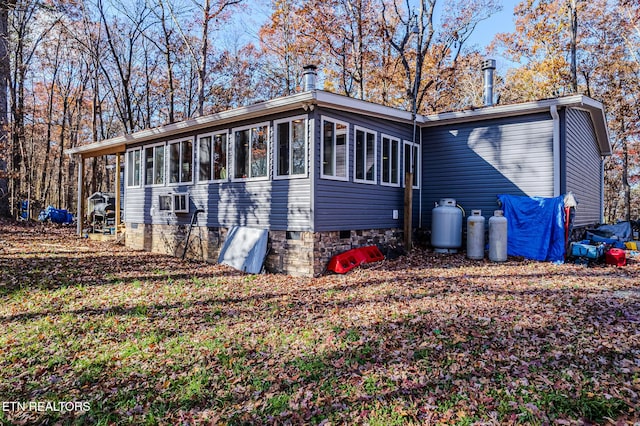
67;92;611;158
313;91;415;123
566;96;611;156
66;92;315;156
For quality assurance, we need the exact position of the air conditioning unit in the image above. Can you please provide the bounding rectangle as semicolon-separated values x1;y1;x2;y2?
158;193;189;214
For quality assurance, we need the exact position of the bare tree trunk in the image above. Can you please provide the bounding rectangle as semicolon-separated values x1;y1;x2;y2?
0;2;10;217
56;97;68;208
621;117;630;221
39;37;62;206
197;0;210;117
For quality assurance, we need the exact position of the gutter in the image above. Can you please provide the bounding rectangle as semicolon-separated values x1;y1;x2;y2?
550;105;561;197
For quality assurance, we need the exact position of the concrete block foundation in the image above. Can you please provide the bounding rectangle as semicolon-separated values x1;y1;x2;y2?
124;223;402;276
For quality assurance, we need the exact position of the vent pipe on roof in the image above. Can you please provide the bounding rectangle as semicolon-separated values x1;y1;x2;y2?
302;64;318;91
481;59;496;106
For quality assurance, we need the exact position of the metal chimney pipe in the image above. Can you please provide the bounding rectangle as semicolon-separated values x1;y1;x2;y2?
302;64;318;91
481;59;496;106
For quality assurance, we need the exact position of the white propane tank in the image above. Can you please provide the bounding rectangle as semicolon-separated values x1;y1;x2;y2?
489;210;508;262
466;210;485;260
431;198;463;253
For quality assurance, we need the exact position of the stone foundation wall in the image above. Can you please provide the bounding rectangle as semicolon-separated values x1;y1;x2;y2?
125;224;402;276
314;229;403;275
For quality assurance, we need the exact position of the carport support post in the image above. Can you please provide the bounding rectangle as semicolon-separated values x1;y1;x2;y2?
76;156;84;235
115;153;121;231
404;172;413;251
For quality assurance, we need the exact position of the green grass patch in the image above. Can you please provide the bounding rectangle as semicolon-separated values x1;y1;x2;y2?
289;354;328;382
264;393;290;416
365;403;410;426
541;389;627;423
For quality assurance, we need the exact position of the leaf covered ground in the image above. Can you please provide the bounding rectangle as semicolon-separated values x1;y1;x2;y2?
0;220;639;425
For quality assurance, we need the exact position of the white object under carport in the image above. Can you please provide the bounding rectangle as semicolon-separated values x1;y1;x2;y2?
217;226;268;274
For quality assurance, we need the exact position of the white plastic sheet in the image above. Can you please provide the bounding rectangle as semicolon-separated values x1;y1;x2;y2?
217;226;268;274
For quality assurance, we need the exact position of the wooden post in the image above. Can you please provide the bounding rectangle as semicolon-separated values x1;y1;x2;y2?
76;156;84;235
404;172;413;251
115;153;121;231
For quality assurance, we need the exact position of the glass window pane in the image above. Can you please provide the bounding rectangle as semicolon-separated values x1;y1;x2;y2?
154;146;165;184
169;143;180;183
181;140;192;182
199;137;211;182
127;151;134;186
251;126;268;178
292;119;305;175
277;122;290;176
133;150;141;186
323;121;334;176
355;130;364;180
366;131;375;181
235;130;249;179
335;123;347;177
213;134;227;180
145;147;154;185
391;139;398;184
382;137;390;183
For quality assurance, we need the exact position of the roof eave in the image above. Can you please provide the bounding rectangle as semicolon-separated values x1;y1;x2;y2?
419;95;612;156
66;91;315;156
313;91;415;124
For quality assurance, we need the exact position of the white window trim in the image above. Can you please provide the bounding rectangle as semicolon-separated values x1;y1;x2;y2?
126;147;142;188
403;140;420;189
231;122;271;182
380;134;401;188
320;116;349;182
353;125;377;185
167;137;195;186
143;142;166;187
197;130;229;184
273;115;308;180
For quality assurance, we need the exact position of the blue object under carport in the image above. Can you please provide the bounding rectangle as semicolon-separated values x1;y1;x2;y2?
497;194;566;262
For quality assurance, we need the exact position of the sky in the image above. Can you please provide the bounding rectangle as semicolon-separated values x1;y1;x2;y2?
226;0;523;73
463;0;522;71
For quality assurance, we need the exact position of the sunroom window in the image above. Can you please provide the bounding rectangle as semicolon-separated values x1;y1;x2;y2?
233;124;269;180
168;138;193;184
145;144;165;185
126;148;141;187
381;135;400;186
275;116;307;178
354;126;376;183
198;132;227;182
403;140;420;189
321;117;348;180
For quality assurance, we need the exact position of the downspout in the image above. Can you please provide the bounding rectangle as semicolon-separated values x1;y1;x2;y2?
308;109;315;233
600;156;605;223
550;105;561;197
418;121;422;228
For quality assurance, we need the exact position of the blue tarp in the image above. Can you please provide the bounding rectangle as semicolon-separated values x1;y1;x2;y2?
497;194;566;262
38;205;74;224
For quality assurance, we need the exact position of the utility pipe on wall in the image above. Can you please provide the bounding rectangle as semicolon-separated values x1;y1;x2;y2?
550;105;561;197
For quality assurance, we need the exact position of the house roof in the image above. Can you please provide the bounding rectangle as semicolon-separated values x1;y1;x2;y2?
419;95;611;156
66;92;611;158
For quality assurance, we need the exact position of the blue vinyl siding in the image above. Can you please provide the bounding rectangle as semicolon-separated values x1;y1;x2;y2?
422;113;554;229
312;108;416;231
124;110;313;231
564;108;602;226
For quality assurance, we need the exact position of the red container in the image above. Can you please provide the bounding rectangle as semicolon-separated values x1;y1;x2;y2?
605;248;626;266
327;246;385;274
